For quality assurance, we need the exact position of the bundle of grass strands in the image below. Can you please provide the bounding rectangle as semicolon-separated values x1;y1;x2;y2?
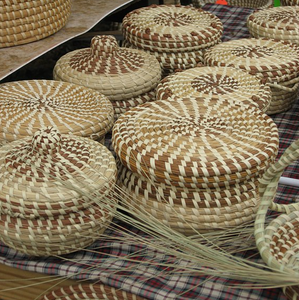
112;97;279;235
122;4;223;77
0;0;71;48
247;6;299;45
156;65;272;113
204;38;299;115
255;138;299;300
0;80;114;146
53;35;162;122
0;126;117;256
191;0;272;8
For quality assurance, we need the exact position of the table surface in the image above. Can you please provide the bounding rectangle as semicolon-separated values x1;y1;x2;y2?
0;0;136;81
0;3;299;300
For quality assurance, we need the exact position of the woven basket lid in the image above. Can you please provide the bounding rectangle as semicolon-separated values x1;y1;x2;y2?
0;80;114;144
53;35;161;101
0;127;117;219
247;6;299;43
204;38;299;84
39;283;147;300
0;0;71;48
122;4;223;53
112;98;279;189
156;66;271;112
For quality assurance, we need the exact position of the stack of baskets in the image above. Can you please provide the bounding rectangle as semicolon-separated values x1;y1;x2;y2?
122;4;223;76
247;6;299;45
156;66;272;113
191;0;272;8
0;127;117;256
0;80;114;146
112;97;279;234
255;138;299;300
203;38;299;114
0;0;71;48
53;35;161;121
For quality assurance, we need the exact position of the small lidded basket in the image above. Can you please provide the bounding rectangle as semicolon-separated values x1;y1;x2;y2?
0;127;117;256
247;6;299;45
0;0;71;48
156;65;272;113
0;80;114;146
204;38;299;115
113;97;279;234
53;35;162;121
122;4;223;76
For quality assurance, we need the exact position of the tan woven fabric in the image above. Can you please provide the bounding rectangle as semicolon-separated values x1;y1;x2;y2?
0;80;114;145
156;66;271;112
0;0;71;48
204;38;299;114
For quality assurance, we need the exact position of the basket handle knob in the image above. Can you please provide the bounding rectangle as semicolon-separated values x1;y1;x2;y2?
91;35;118;59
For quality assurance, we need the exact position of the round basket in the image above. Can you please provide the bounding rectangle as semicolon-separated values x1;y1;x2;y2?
192;0;272;8
254;138;299;300
0;80;114;145
122;4;223;75
247;6;299;45
0;0;71;48
39;283;146;300
113;98;279;233
0;127;117;256
156;66;272;113
281;0;299;5
53;35;161;121
204;38;299;114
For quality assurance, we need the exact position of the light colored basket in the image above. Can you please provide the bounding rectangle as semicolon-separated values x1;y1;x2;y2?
281;0;299;5
0;127;117;256
54;35;161;120
156;66;272;113
254;139;299;300
192;0;272;8
39;283;146;300
0;0;71;48
122;4;223;75
247;6;299;45
0;80;114;145
204;38;299;114
113;98;279;233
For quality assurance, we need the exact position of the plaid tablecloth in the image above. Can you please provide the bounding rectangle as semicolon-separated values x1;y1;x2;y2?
1;4;298;300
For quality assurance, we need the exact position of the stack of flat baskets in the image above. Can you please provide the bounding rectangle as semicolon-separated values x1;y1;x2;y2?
39;283;146;300
0;0;71;48
122;4;223;77
281;0;299;5
54;35;161;121
112;97;279;234
156;65;272;113
191;0;272;8
0;80;114;146
255;138;299;300
203;38;299;115
0;127;117;256
247;6;299;45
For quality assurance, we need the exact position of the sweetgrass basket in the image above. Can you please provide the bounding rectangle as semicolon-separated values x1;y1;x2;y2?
39;283;146;300
192;0;273;8
281;0;299;5
0;0;71;48
255;139;299;300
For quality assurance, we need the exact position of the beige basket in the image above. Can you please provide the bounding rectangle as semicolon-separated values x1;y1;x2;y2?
192;0;272;8
122;4;223;75
0;127;117;256
156;66;272;113
255;139;299;300
39;283;147;300
113;98;279;233
54;35;161;120
0;0;71;48
204;38;299;114
0;80;114;145
247;6;299;45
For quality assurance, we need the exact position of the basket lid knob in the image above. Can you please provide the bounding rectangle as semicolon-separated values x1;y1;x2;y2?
91;35;118;59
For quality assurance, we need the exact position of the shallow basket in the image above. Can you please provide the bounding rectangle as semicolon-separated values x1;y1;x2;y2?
192;0;272;8
0;0;71;48
39;283;146;300
254;139;299;300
